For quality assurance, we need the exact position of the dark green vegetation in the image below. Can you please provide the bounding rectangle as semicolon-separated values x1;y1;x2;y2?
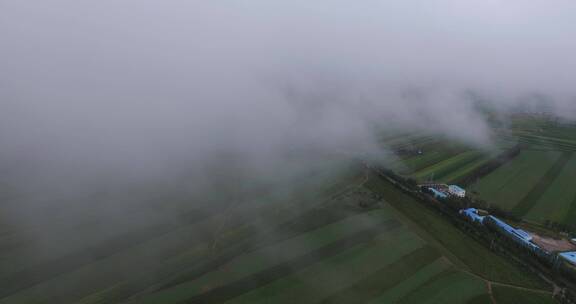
492;286;556;304
471;117;576;226
0;161;553;303
386;116;576;228
383;134;504;185
364;174;548;290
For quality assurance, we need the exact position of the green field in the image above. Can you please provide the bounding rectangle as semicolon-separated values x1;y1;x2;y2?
379;132;504;186
525;156;576;223
384;118;576;227
468;117;576;225
471;150;562;211
0;164;553;303
492;286;556;304
412;151;487;182
364;175;548;290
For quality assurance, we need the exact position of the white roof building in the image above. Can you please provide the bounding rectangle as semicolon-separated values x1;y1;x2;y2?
448;185;466;197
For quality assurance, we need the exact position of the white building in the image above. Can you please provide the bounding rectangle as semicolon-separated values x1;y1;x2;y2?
448;185;466;198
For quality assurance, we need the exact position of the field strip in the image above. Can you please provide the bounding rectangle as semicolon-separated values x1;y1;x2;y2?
2;189;368;303
433;154;487;182
442;157;491;184
394;269;486;304
518;133;576;146
492;285;556;304
149;196;383;293
317;245;440;304
413;151;482;181
363;179;468;271
474;151;561;210
76;204;389;304
400;147;468;174
0;216;223;304
222;232;425;304
523;154;576;224
564;193;576;224
364;258;452;304
124;211;400;304
460;268;552;295
146;223;399;304
0;162;362;281
0;210;214;299
511;152;573;216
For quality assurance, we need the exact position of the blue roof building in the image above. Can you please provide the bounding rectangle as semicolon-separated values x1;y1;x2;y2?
485;215;533;243
428;188;448;199
559;252;576;266
459;208;485;224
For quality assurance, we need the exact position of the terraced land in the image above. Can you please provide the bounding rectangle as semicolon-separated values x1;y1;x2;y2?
0;165;553;304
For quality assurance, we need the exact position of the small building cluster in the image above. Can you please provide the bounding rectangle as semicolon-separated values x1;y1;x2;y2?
422;183;466;199
458;207;576;266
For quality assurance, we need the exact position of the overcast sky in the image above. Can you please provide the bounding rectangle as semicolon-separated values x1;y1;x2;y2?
1;0;576;232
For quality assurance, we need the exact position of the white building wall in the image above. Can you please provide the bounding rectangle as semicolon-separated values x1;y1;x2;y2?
448;185;466;197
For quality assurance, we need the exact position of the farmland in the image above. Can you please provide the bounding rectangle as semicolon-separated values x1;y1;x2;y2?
364;175;548;290
470;150;563;211
123;172;551;304
0;161;554;303
384;116;576;228
469;117;576;226
383;135;503;185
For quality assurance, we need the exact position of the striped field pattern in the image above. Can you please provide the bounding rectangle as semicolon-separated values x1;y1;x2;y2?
0;161;553;303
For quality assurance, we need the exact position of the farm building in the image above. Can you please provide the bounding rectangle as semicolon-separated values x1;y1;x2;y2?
428;187;448;199
459;208;485;224
484;216;541;252
448;185;466;197
556;251;576;278
559;252;576;267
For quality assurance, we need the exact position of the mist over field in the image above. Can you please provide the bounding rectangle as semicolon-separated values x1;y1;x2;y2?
1;0;576;252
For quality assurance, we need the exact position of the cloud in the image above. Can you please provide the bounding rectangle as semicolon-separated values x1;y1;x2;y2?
0;0;575;247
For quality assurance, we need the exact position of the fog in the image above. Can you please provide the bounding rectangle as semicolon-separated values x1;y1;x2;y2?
1;0;576;255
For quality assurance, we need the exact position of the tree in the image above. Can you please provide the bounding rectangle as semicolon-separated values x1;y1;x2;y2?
405;178;418;189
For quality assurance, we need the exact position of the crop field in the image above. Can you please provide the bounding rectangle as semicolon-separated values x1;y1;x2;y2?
384;117;576;227
123;173;551;304
469;117;576;225
364;175;549;291
524;156;576;223
492;286;556;304
0;164;553;304
470;150;562;210
381;134;500;184
505;118;576;153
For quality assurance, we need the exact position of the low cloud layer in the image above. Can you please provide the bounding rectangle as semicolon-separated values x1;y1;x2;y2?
1;0;576;245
